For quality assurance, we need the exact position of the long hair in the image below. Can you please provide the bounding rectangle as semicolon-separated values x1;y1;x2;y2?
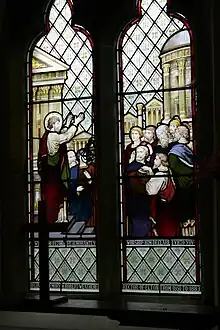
129;126;144;139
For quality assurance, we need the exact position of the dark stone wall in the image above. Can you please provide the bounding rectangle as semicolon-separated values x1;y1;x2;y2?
0;0;219;310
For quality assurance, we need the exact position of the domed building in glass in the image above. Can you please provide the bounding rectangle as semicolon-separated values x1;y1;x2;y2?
160;29;192;122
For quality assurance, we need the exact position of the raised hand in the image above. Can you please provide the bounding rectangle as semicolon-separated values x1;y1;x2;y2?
66;113;74;127
75;112;85;125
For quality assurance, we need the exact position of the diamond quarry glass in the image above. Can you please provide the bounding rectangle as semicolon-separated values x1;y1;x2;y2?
117;0;200;294
27;0;98;293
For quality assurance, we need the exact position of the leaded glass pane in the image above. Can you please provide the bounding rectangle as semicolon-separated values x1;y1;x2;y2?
29;240;98;292
118;0;200;294
27;0;97;292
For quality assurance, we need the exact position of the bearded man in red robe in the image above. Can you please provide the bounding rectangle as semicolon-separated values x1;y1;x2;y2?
38;111;85;224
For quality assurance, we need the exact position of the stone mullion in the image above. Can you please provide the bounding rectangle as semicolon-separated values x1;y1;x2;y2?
211;0;220;315
192;0;215;306
93;36;121;300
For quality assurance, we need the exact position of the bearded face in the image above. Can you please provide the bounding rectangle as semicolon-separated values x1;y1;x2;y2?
159;133;169;148
68;151;78;168
144;129;154;143
173;129;181;142
136;146;149;162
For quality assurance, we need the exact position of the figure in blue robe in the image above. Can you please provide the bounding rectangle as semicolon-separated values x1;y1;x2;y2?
67;150;79;219
69;164;79;217
126;160;152;237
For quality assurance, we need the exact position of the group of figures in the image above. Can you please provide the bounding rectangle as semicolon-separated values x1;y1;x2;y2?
37;110;96;231
36;109;196;238
124;115;196;238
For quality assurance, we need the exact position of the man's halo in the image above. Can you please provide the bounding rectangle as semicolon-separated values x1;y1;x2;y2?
44;111;63;131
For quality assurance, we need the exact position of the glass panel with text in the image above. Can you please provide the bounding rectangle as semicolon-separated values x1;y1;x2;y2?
27;0;98;293
118;0;201;294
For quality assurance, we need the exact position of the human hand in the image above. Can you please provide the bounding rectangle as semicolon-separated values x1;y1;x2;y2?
66;113;74;126
129;152;135;163
149;216;156;224
76;185;84;192
153;229;159;236
75;112;85;125
138;166;153;175
141;166;152;172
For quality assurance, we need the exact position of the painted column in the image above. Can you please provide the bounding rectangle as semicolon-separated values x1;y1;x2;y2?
174;98;179;116
162;63;171;121
38;85;50;136
151;110;154;125
49;84;63;113
178;58;187;119
156;109;159;124
136;103;144;128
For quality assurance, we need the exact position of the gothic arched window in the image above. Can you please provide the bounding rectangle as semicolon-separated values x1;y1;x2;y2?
118;0;200;294
27;0;98;292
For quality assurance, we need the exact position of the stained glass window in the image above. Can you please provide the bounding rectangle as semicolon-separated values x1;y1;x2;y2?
118;0;201;294
27;0;98;292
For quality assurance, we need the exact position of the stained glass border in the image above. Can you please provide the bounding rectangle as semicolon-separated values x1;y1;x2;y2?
122;283;201;294
29;239;98;293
